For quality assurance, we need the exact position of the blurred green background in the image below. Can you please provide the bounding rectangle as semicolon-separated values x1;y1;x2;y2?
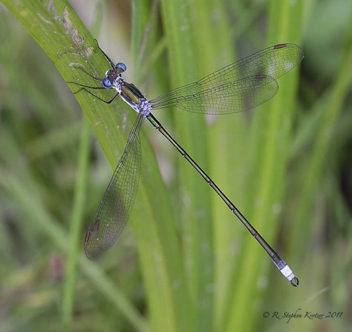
0;0;351;331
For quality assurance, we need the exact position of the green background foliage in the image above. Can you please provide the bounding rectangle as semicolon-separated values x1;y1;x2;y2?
0;0;351;331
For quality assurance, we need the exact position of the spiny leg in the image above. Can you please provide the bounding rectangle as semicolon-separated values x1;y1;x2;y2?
94;39;115;69
67;81;106;91
71;66;104;81
73;88;120;104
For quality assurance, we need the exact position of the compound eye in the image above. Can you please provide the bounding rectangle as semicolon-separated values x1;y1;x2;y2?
115;62;126;72
102;77;112;89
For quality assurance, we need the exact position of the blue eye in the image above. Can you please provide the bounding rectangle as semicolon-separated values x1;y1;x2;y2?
102;78;112;88
115;63;126;72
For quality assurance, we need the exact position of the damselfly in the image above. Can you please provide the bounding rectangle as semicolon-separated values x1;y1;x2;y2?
69;42;304;286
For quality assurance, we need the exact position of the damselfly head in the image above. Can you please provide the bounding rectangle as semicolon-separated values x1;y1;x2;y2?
103;68;121;89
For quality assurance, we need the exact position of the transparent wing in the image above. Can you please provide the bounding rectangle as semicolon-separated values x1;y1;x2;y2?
151;43;303;113
84;113;144;260
152;75;279;114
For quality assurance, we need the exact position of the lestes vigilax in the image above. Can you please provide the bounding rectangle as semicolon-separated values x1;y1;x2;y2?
69;42;304;286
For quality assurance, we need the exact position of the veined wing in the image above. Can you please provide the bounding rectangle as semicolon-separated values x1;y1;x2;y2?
151;43;303;113
151;75;278;114
84;113;144;260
